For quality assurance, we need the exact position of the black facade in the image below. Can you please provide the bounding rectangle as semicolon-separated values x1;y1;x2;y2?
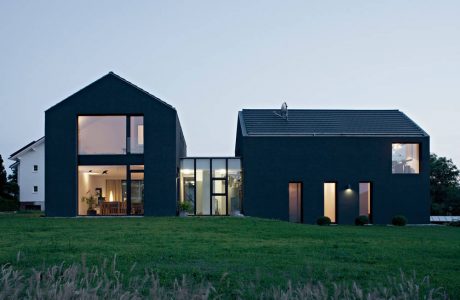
235;109;430;224
45;72;186;217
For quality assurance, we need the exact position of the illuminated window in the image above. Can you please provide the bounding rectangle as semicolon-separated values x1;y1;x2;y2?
392;144;420;174
324;183;336;222
130;116;144;154
78;116;126;154
359;182;371;219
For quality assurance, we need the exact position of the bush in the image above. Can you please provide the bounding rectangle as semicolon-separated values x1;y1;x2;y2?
392;215;407;226
0;197;19;212
178;201;193;213
355;215;369;226
449;220;460;227
316;216;331;226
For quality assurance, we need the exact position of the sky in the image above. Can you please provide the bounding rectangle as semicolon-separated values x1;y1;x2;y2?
1;1;459;168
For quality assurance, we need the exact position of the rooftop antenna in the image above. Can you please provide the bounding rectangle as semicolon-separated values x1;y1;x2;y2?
273;102;289;120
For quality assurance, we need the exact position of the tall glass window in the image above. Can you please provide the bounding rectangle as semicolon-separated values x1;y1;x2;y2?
78;116;126;155
324;183;336;223
130;165;144;215
392;143;420;174
289;182;302;223
130;116;144;154
180;159;195;213
359;182;371;219
228;159;242;214
196;159;210;215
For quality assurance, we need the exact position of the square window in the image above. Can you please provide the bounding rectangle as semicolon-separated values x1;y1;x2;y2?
392;144;420;174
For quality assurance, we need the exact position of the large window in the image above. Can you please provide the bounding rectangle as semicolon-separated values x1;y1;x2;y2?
78;165;127;216
324;182;336;223
78;116;144;155
78;165;144;216
78;116;126;155
392;143;420;174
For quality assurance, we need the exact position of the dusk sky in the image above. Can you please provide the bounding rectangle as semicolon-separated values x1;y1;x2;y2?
1;1;459;167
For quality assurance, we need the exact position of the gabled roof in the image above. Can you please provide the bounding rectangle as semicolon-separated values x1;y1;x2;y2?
9;137;45;160
239;109;428;137
46;72;175;112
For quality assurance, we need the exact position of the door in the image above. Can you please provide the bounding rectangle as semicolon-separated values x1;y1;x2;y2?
289;182;302;223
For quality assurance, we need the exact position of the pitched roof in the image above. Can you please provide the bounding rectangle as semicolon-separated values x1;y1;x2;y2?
239;109;428;137
9;137;45;160
46;72;175;112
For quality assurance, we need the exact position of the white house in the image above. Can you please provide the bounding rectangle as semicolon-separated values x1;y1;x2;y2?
9;137;45;210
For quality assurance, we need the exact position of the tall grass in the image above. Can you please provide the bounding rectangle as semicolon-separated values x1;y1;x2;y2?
0;256;449;299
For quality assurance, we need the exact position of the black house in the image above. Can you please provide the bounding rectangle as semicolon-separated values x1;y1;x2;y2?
235;107;430;224
43;73;430;224
45;72;186;217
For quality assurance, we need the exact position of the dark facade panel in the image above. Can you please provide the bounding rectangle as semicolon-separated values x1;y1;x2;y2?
45;73;185;217
237;134;430;224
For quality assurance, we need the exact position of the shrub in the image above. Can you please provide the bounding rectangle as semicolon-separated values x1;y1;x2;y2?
392;215;408;226
355;215;369;226
316;216;331;226
449;220;460;227
0;196;19;212
178;201;193;213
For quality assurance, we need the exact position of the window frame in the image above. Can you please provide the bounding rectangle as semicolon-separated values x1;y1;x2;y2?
77;114;144;156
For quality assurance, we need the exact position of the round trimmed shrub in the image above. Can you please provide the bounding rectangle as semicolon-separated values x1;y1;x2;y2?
392;215;407;226
355;215;369;226
316;216;331;226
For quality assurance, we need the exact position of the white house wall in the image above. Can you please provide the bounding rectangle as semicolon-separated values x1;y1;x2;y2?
17;142;45;210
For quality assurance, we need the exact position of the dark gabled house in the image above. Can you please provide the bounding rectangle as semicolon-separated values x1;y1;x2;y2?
235;108;430;224
45;72;186;217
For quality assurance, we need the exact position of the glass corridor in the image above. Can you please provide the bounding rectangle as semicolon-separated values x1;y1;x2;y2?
179;158;242;215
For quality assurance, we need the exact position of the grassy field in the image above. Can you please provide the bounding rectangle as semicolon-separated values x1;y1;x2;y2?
0;212;459;296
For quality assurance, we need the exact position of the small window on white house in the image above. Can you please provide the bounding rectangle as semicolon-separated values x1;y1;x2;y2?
33;165;38;172
33;186;38;193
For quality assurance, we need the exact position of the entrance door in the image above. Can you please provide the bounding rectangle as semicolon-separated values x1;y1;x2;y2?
289;182;302;223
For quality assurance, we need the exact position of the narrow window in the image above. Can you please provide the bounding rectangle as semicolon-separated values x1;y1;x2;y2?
33;165;38;171
289;182;302;223
392;144;420;174
130;116;144;154
359;182;371;221
324;183;336;223
33;186;38;193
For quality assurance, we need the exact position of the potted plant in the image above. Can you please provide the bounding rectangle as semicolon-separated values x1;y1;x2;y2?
81;192;97;216
178;201;192;217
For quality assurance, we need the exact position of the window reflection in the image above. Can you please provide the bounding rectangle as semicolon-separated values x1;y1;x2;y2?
392;144;420;174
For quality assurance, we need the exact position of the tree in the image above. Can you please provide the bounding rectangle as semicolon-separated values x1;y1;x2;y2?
0;154;7;196
430;154;460;215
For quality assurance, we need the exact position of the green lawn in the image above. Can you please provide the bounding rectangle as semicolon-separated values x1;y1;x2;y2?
0;212;459;296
